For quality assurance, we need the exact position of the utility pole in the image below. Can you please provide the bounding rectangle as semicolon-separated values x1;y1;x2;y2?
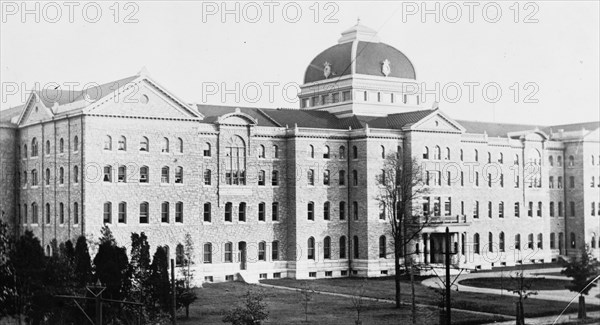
445;227;451;325
171;258;177;325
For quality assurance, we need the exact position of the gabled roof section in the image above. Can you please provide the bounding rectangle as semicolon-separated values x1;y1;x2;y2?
196;104;279;127
403;109;464;133
0;104;25;127
15;92;55;126
84;74;202;119
261;108;350;129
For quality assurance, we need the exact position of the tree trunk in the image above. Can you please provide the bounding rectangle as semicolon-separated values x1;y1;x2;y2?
515;300;524;325
410;260;416;324
578;295;586;319
186;305;189;318
394;249;401;308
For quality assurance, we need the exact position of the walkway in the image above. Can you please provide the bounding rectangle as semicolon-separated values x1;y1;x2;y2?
421;267;600;305
483;310;600;325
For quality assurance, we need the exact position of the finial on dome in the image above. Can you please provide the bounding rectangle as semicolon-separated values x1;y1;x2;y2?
356;17;361;25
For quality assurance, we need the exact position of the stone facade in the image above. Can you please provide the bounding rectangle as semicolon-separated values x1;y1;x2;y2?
1;23;599;284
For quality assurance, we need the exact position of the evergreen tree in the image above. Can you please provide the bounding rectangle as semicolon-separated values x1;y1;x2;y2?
562;247;599;319
129;232;151;304
10;231;46;322
0;219;16;317
149;246;171;312
74;235;92;287
93;227;130;300
179;233;197;318
64;239;76;265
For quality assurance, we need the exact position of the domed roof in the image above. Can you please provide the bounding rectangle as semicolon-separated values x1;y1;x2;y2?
304;22;416;84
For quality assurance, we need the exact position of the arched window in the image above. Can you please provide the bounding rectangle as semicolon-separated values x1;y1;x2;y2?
339;146;346;159
434;146;441;160
73;136;79;152
117;166;126;183
323;145;330;159
118;202;127;223
258;170;265;186
307;202;314;220
73;166;79;183
175;166;183;183
59;167;64;184
323;201;330;220
339;236;347;259
176;244;185;266
568;155;574;167
499;232;505;252
515;234;521;250
224;242;233;262
224;202;232;222
460;149;464;161
104;135;112;150
272;202;279;221
59;202;64;224
140;166;149;183
161;166;169;183
537;233;543;249
31;169;38;186
307;169;314;185
570;232;576;248
473;233;480;254
353;201;358;220
118;136;126;150
353;146;358;159
225;136;246;185
273;145;279;158
549;156;554;166
323;170;330;186
258;241;266;261
177;138;183;153
379;236;387;258
139;202;149;223
203;243;212;263
323;236;331;259
59;138;64;153
381;145;386;159
339;170;346;186
204;169;211;185
31;138;38;157
161;202;169;223
422;147;429;159
339;201;346;220
175;202;183;223
73;202;79;224
527;233;534;249
488;232;493;252
445;147;450;160
474;149;479;162
353;236;359;258
308;145;314;158
103;202;112;224
307;237;315;260
353;170;358;186
487;152;491;163
591;233;597;249
272;170;279;186
23;144;27;158
45;140;50;155
162;137;169;153
498;152;504;163
203;143;211;157
557;155;562;166
258;145;265;158
238;202;246;222
45;168;50;185
140;137;149;151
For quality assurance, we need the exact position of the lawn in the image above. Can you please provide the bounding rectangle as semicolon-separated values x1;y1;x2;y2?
475;262;564;273
458;277;572;291
261;275;596;318
177;281;505;324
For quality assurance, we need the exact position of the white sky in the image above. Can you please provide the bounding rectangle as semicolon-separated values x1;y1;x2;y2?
1;1;598;126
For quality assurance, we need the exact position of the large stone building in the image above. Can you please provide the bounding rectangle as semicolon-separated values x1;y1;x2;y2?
1;23;599;282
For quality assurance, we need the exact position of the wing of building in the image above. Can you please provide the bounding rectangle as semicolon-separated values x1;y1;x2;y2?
1;22;598;282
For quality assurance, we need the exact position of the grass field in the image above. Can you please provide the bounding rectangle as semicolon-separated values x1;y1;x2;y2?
177;281;506;324
458;277;572;291
261;275;595;318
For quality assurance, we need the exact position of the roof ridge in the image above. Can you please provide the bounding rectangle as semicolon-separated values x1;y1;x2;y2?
256;108;283;127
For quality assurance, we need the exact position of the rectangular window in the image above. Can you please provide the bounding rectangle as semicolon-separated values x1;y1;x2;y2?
224;243;232;262
342;91;351;101
118;202;127;223
307;169;314;185
175;202;183;223
339;202;346;220
175;167;183;183
558;202;563;217
339;170;345;186
225;203;232;222
118;166;127;183
258;203;265;221
514;202;520;217
473;201;479;218
272;202;279;221
272;241;279;260
204;170;211;185
444;197;451;216
271;170;279;186
103;166;112;182
161;202;169;223
323;170;330;185
203;244;212;264
550;202;555;217
139;203;149;224
528;202;533;217
238;203;246;222
203;203;211;222
103;203;112;224
570;201;575;217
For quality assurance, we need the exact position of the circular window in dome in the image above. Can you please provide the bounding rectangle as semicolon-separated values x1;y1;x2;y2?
140;94;149;104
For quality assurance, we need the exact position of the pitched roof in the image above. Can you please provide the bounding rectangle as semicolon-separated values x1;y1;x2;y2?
261;108;349;129
0;105;25;125
195;104;281;127
457;120;543;137
546;121;600;133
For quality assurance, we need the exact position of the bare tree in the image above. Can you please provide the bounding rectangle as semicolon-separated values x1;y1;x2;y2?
298;281;315;323
510;270;537;325
351;279;368;325
376;153;430;312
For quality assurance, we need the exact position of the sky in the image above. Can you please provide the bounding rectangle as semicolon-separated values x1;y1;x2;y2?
1;1;599;126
